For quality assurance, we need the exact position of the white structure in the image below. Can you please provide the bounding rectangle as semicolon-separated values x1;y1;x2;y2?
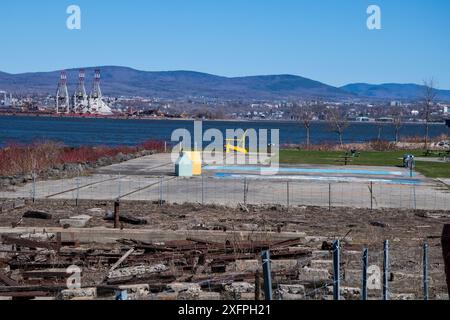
55;69;113;115
88;69;113;115
56;72;70;114
0;91;10;107
72;69;89;113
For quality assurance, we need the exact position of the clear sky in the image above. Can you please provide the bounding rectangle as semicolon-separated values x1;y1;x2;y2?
1;0;449;88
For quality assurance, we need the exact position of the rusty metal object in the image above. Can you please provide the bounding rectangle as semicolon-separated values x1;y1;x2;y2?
442;222;450;297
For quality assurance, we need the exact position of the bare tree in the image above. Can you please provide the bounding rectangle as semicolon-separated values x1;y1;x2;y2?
327;107;349;147
376;122;385;141
391;107;403;144
423;79;437;150
292;103;314;149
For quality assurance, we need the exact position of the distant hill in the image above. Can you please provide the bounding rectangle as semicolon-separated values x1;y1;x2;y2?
0;66;350;100
1;66;449;102
340;83;450;102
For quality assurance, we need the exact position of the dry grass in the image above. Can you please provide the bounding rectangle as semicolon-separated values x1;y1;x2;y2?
0;139;165;177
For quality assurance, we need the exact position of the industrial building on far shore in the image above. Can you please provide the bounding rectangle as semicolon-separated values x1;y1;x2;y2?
56;69;113;115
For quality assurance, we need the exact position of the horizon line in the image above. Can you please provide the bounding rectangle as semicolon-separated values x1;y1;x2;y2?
1;65;449;91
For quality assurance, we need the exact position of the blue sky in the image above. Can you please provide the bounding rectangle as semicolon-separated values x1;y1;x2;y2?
1;0;449;88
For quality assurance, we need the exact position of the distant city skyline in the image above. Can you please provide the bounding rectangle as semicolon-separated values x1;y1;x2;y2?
1;0;449;89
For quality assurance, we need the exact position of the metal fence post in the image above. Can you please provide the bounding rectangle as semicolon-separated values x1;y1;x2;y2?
333;240;341;300
201;175;204;205
383;240;390;300
362;248;368;300
244;178;248;205
118;173;122;199
261;250;273;301
328;183;332;211
32;172;36;203
114;200;120;229
423;242;429;300
286;181;290;210
75;172;80;207
369;182;373;211
159;176;163;206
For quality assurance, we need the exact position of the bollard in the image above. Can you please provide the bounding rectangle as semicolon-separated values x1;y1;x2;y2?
114;200;120;229
423;242;429;300
442;223;450;297
383;240;390;300
333;240;341;300
362;248;368;300
261;250;273;301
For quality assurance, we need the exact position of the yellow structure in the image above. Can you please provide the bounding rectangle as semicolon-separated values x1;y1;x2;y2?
225;130;248;154
185;151;202;175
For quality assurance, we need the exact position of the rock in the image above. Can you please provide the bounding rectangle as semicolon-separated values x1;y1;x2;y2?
109;264;168;279
20;233;55;241
228;260;260;273
23;211;52;220
87;208;105;214
197;292;221;300
390;293;416;300
301;235;326;242
298;267;331;283
59;288;97;300
310;260;333;270
224;282;255;293
278;292;304;300
177;286;202;300
271;260;298;271
278;284;305;295
59;215;92;228
326;286;361;300
166;283;201;293
312;250;332;259
13;199;26;209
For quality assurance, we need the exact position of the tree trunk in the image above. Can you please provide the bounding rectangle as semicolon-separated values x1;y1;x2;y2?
425;122;430;150
306;127;310;150
339;132;344;147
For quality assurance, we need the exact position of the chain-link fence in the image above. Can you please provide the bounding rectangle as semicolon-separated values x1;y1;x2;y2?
1;175;449;211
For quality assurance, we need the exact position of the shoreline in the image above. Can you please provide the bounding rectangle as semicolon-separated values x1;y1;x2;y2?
0;112;446;126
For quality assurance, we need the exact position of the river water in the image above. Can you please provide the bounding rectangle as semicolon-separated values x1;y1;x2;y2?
0;115;448;147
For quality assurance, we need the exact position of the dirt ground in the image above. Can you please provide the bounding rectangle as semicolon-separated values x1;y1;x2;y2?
1;199;449;300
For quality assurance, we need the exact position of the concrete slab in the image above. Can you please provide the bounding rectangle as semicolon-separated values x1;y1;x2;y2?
1;153;449;211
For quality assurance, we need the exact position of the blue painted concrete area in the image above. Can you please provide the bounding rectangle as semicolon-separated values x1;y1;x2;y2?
214;172;422;185
205;166;406;177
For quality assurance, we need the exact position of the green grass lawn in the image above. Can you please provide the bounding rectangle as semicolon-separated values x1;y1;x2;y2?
279;149;450;179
